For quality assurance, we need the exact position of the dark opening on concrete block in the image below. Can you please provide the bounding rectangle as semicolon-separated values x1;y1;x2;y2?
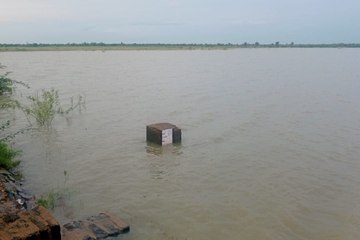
146;123;181;145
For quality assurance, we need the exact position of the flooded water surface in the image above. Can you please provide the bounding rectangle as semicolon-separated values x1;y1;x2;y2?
1;49;360;239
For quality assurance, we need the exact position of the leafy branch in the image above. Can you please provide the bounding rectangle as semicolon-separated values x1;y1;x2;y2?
0;63;29;95
21;88;85;128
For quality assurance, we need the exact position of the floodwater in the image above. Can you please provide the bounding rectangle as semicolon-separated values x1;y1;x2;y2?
1;49;360;239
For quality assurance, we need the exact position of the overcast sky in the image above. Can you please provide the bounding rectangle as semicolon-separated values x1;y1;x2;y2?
0;0;359;44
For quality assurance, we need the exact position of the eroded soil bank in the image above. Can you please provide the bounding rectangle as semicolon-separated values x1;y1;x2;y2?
0;169;129;240
0;168;61;239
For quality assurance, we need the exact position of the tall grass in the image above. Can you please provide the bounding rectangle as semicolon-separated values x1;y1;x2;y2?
37;171;73;210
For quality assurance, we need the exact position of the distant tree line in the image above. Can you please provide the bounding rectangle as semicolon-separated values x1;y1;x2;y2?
0;42;359;50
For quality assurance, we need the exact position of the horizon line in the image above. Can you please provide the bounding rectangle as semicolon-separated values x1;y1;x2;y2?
1;42;360;45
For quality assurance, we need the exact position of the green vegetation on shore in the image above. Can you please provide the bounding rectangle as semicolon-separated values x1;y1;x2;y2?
0;64;20;170
37;189;61;210
0;142;19;169
0;42;360;51
0;63;84;171
0;63;82;213
36;170;72;209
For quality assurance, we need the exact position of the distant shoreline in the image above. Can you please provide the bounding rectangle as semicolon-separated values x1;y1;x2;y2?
0;43;359;52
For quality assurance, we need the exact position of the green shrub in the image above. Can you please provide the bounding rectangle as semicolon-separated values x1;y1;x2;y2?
0;63;28;96
0;142;19;170
23;89;59;128
0;71;14;95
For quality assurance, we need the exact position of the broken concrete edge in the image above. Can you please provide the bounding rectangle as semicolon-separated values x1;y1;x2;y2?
0;205;61;240
146;122;182;145
61;211;130;240
101;212;130;233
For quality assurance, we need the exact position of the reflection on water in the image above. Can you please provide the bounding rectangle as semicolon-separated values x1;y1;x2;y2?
146;142;183;180
145;142;183;156
1;49;360;239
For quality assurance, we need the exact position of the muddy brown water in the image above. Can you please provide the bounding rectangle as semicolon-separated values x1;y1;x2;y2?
1;49;360;239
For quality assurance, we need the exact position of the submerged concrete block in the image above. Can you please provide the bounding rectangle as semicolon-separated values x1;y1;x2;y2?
146;123;181;145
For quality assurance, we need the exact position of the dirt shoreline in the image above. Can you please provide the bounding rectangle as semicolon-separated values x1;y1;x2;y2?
0;168;61;239
0;168;130;239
